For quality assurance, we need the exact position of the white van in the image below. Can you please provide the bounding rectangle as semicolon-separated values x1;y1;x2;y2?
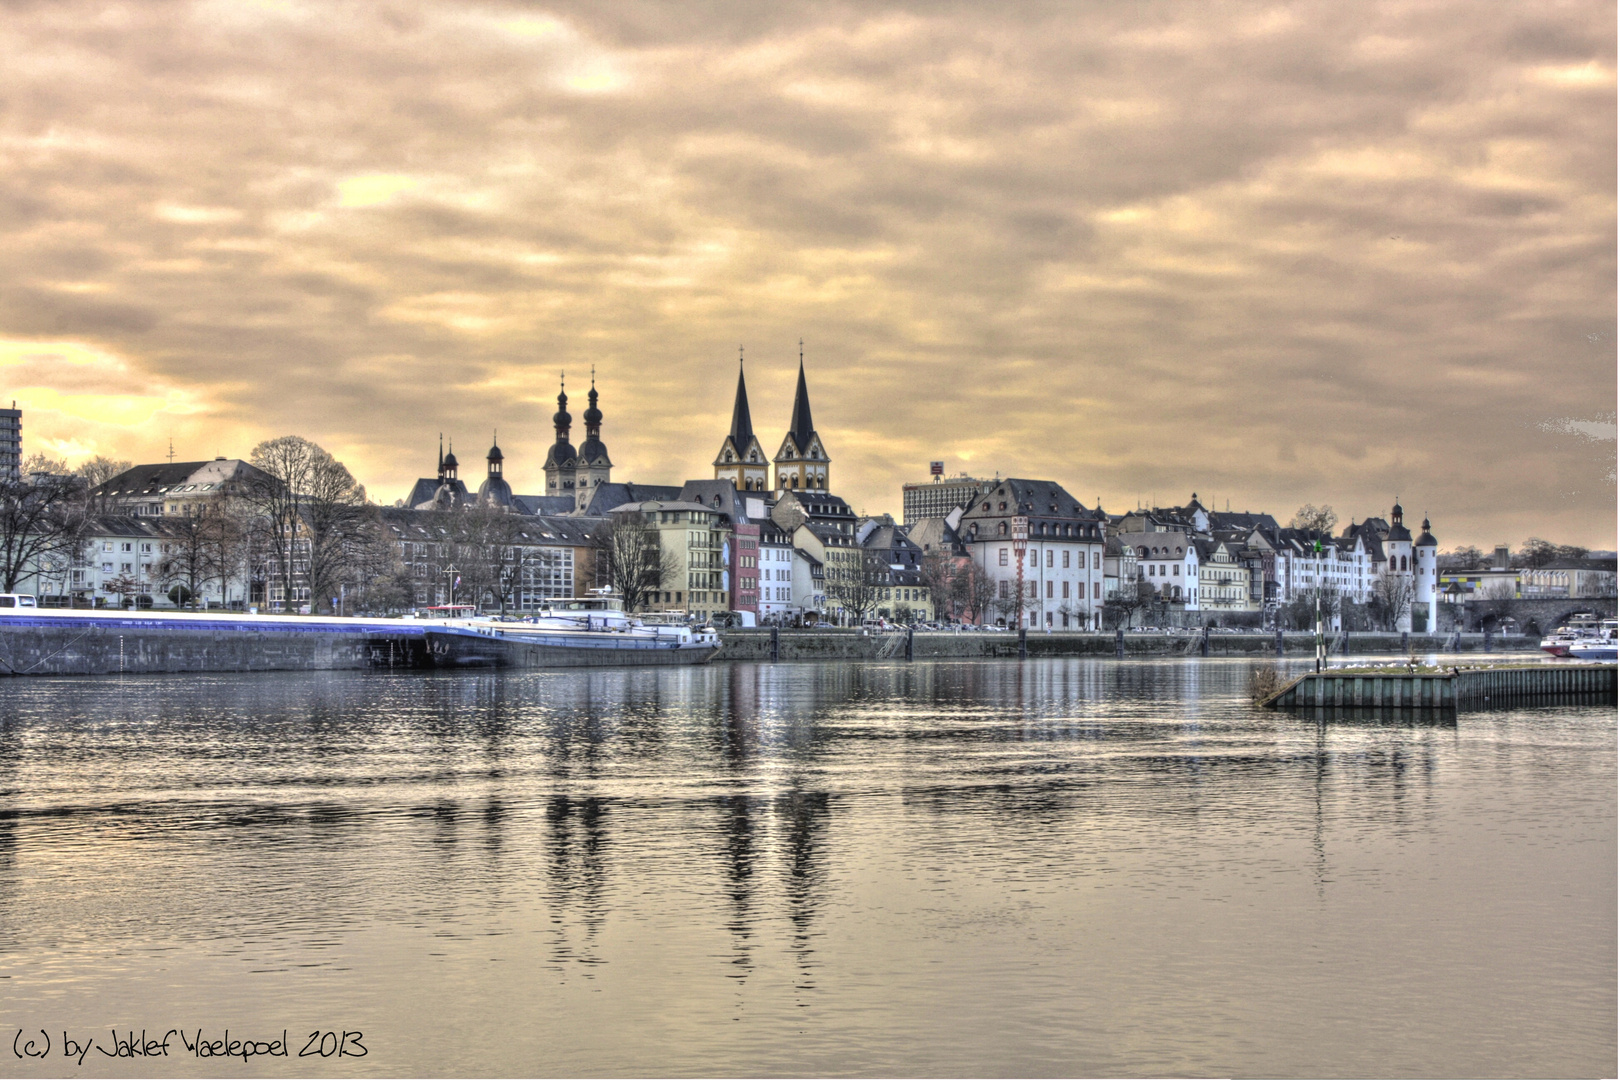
0;594;39;608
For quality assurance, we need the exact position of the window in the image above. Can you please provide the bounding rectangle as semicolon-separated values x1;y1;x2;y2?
999;580;1010;599
1062;581;1069;598
1046;550;1053;567
1045;581;1053;598
999;549;1008;566
1063;550;1070;568
1094;582;1100;599
1094;551;1100;570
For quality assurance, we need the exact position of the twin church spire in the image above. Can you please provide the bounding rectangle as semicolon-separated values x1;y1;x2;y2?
714;343;829;493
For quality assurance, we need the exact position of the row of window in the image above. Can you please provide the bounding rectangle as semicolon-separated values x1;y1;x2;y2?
996;548;1102;569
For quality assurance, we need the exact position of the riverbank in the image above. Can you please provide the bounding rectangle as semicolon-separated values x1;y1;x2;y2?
0;615;1545;676
716;628;1542;662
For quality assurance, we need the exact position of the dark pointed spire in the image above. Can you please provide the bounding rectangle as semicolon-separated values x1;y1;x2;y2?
729;350;755;450
788;340;815;451
437;433;445;480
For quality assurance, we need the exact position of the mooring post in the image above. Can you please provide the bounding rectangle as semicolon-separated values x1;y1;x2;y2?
1401;630;1409;653
905;626;914;661
1483;626;1492;653
1018;626;1027;660
1115;627;1125;659
770;626;780;662
1200;625;1210;657
1275;627;1284;657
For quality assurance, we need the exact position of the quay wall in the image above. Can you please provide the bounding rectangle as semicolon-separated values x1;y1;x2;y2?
1267;664;1616;710
715;629;1541;663
0;619;1549;677
0;618;402;676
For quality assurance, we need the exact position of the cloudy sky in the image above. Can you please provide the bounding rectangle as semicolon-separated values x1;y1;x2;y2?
1;0;1613;547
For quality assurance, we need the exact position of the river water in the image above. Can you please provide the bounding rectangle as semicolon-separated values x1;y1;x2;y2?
0;658;1612;1078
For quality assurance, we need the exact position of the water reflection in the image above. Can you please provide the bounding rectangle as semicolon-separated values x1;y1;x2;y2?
0;659;1610;1077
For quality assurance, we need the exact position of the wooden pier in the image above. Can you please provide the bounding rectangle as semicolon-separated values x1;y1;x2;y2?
1263;663;1616;711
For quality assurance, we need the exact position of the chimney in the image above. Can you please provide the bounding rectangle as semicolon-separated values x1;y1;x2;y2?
1492;544;1511;570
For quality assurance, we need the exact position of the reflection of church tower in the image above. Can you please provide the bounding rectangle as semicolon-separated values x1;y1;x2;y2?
773;344;829;492
573;370;613;511
714;354;769;491
543;379;576;497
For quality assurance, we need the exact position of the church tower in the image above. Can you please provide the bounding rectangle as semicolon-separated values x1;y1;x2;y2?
773;345;829;492
543;378;577;497
714;354;769;492
573;369;613;511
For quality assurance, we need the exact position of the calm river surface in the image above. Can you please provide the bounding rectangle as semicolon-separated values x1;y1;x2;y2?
0;658;1612;1078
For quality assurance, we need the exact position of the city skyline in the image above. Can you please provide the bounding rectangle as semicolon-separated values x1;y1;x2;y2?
0;1;1613;549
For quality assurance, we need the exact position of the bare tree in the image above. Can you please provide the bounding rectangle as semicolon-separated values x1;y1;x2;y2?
920;550;958;620
1368;570;1415;631
1517;537;1589;568
0;473;89;592
1443;544;1486;571
1290;504;1339;535
592;513;678;613
158;513;219;609
247;436;368;613
21;452;71;477
826;550;888;624
75;456;132;488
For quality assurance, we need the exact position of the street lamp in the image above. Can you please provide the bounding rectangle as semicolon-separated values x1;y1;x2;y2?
443;564;460;609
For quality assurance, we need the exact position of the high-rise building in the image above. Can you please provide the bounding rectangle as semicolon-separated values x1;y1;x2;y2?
902;474;993;526
1;403;19;481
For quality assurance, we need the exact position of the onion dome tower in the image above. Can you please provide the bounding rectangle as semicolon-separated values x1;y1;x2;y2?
572;368;614;511
714;349;768;492
478;434;513;509
543;377;577;496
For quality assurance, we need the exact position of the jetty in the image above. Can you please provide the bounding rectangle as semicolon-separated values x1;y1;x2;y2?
1261;663;1617;711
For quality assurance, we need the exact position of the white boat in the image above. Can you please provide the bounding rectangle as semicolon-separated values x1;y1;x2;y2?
1567;618;1618;662
423;594;722;667
1540;614;1603;657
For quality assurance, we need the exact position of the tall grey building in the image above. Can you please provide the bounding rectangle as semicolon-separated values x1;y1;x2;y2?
902;474;992;526
0;403;19;481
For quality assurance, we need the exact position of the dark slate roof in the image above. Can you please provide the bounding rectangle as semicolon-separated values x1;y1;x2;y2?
94;461;211;495
404;477;442;507
903;516;963;556
543;440;577;469
1208;511;1280;533
758;521;794;546
677;479;748;522
956;478;1106;542
477;475;514;507
582;482;683;516
512;494;577;516
577;436;611;466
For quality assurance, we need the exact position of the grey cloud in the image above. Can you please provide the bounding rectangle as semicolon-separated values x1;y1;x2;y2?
0;0;1611;544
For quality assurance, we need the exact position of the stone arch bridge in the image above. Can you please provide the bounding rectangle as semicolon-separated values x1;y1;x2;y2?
1457;596;1617;635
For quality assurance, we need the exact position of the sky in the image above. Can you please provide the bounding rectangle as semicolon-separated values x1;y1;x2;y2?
0;0;1614;549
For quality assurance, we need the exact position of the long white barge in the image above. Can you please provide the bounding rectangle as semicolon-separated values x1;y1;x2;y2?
0;598;721;676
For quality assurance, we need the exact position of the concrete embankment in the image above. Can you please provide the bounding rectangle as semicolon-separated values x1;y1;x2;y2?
0;617;1545;677
1264;663;1617;711
716;629;1538;663
0;615;390;676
